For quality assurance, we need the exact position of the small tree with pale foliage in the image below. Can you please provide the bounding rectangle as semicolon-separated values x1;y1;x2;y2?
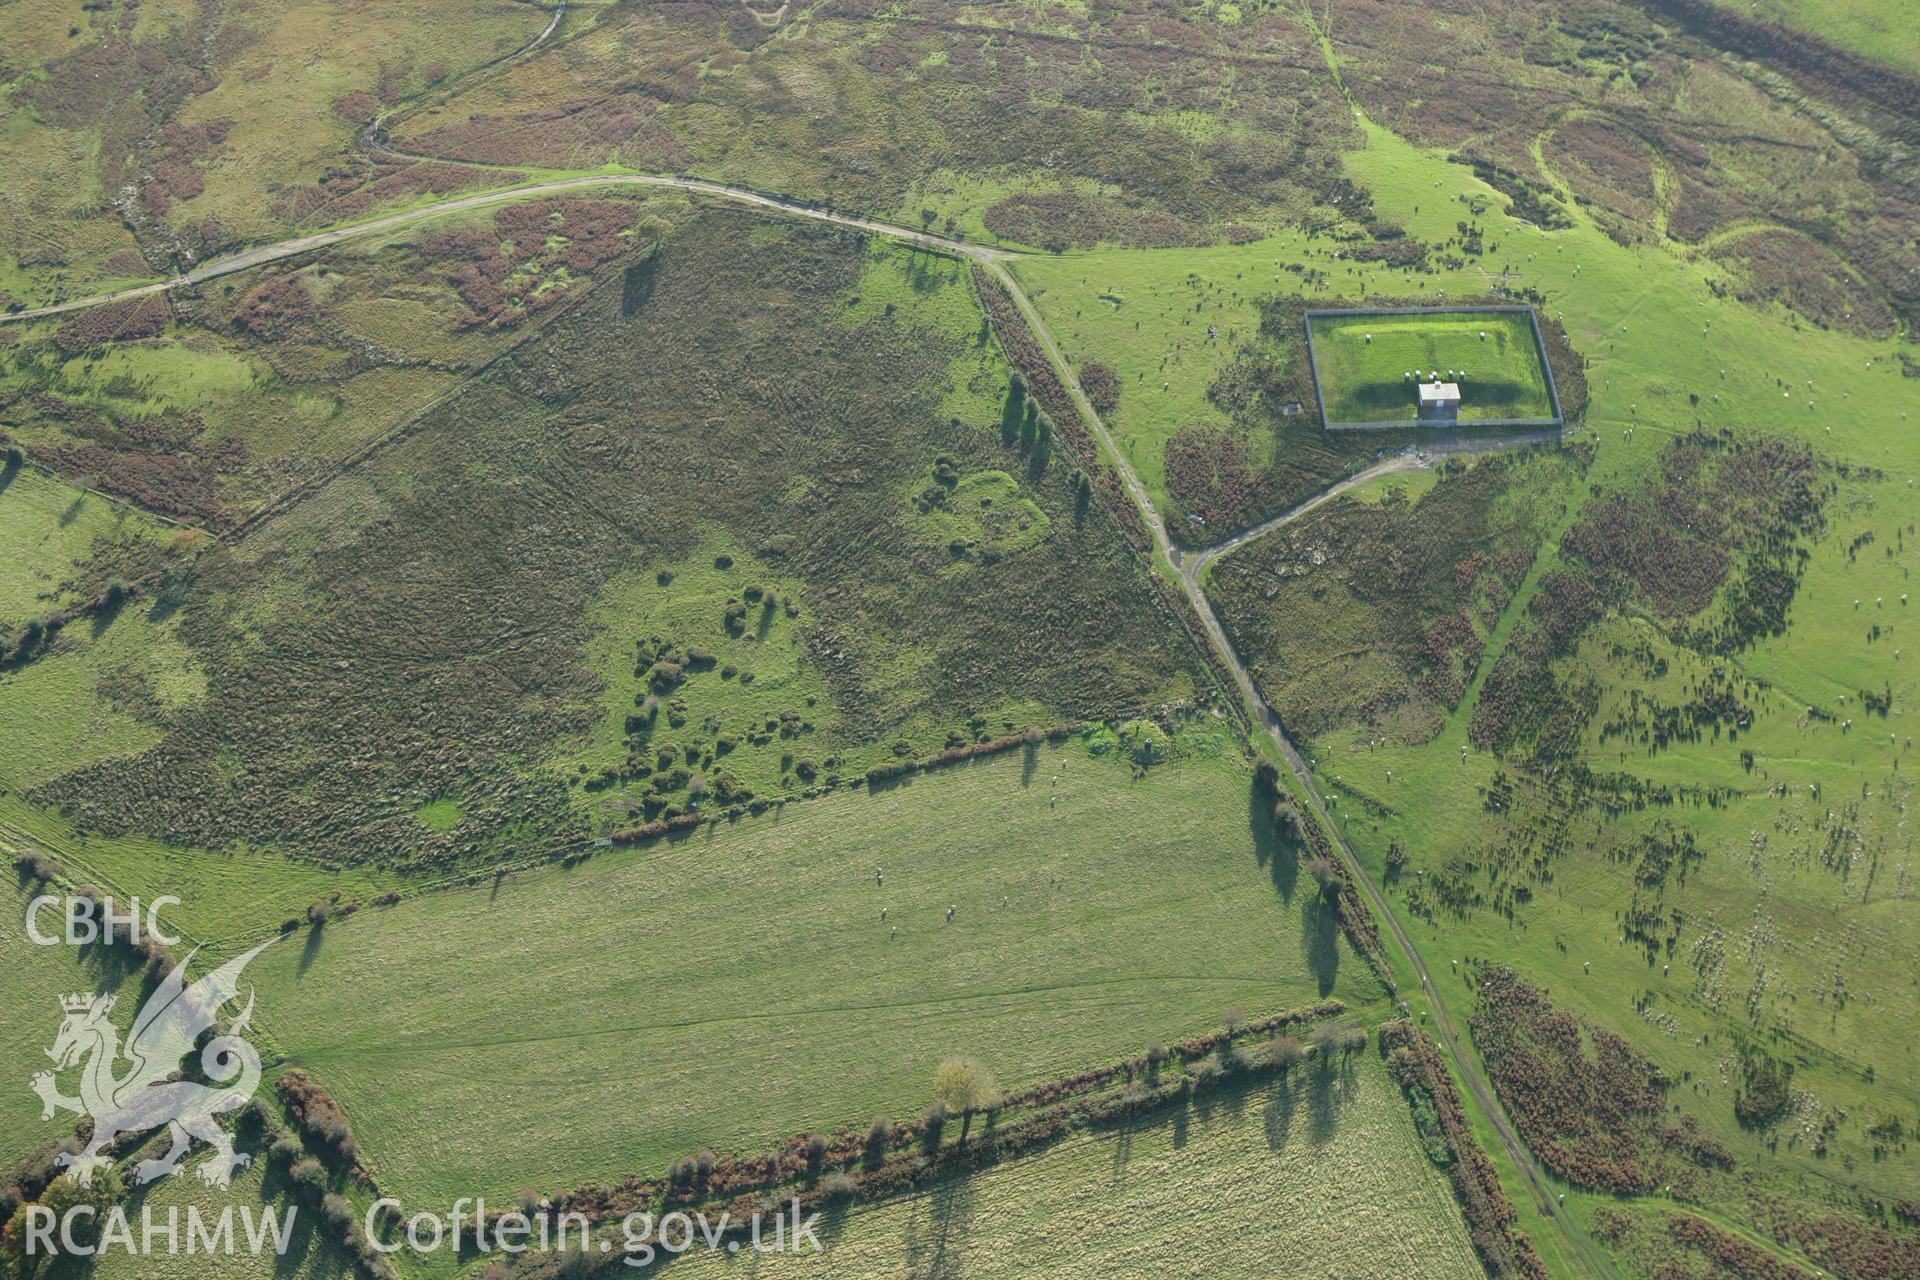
933;1057;1003;1142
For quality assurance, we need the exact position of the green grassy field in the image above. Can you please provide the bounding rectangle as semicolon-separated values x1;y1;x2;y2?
244;735;1383;1207
0;878;135;1169
1011;99;1913;532
1717;0;1920;75
86;1162;355;1280
1317;466;1920;1146
630;1053;1480;1280
1135;62;1920;1271
1008;237;1295;523
1306;309;1556;427
0;610;201;796
0;794;404;950
0;466;172;629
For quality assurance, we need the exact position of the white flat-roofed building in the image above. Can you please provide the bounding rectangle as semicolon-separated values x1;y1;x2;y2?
1417;380;1460;423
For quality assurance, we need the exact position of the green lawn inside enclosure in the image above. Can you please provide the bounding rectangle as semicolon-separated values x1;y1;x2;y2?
1306;308;1558;427
245;733;1385;1208
627;1052;1482;1280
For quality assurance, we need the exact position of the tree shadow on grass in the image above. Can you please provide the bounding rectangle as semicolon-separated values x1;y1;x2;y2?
12;877;144;997
1000;388;1024;448
1301;894;1340;997
1307;1051;1358;1147
144;596;176;626
1109;1118;1135;1176
1189;1065;1251;1133
1263;1071;1300;1150
100;1131;327;1279
89;592;127;639
807;1195;854;1254
77;938;147;997
296;922;325;977
1250;787;1298;903
901;1169;977;1280
866;769;917;797
663;823;707;849
267;1184;325;1279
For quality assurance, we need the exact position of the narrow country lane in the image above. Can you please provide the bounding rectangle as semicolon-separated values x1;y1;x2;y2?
0;174;1012;325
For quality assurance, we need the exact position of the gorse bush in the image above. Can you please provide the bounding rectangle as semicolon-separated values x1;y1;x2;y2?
288;1157;328;1201
278;1071;364;1171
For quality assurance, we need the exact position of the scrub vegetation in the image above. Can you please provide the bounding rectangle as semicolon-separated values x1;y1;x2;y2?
14;217;1206;873
1208;447;1585;744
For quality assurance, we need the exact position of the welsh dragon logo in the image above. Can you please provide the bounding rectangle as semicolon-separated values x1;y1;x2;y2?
30;940;276;1189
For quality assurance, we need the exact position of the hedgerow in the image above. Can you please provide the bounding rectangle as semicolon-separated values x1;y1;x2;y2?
971;266;1146;548
1247;758;1388;977
277;1070;370;1180
512;1000;1348;1236
1378;1019;1549;1280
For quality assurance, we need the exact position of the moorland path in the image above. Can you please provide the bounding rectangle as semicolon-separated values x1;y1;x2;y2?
357;1;567;163
2;172;1603;1275
0;173;1014;324
1178;427;1565;586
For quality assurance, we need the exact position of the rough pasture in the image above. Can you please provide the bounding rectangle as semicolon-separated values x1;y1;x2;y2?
246;738;1384;1206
